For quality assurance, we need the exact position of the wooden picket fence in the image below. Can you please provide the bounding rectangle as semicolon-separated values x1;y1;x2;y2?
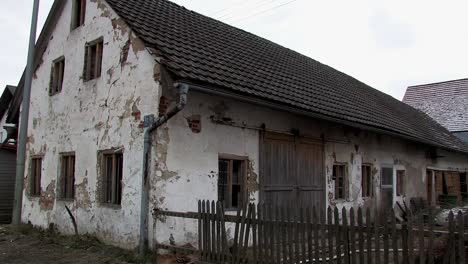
155;200;467;264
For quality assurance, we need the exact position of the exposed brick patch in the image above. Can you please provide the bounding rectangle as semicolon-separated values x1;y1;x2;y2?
186;115;201;133
131;111;141;120
159;96;168;117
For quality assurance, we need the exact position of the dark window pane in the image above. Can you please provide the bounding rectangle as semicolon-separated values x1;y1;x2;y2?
381;167;393;185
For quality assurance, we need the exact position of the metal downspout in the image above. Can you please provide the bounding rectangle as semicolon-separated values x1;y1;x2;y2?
139;83;189;255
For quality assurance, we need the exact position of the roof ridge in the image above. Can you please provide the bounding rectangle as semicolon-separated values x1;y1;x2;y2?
408;77;468;89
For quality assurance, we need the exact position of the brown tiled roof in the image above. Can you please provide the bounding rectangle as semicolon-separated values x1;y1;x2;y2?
403;78;468;132
106;0;468;153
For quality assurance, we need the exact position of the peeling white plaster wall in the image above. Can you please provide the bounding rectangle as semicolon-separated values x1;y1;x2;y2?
21;0;468;252
153;91;468;248
23;0;160;249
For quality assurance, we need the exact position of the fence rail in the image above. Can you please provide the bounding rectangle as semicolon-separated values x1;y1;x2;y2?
154;201;468;264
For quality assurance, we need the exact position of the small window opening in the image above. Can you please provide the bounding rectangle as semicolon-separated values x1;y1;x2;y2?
49;57;65;95
218;157;246;209
30;157;42;196
83;38;103;81
333;164;346;199
396;170;405;196
101;151;123;205
361;164;373;197
60;154;76;199
71;0;86;30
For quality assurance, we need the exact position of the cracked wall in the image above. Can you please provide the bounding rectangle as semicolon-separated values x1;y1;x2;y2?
152;91;468;247
23;0;161;249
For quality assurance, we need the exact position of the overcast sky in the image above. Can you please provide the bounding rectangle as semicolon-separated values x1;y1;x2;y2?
1;0;467;99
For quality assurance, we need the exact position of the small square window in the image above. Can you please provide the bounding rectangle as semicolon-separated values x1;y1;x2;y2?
100;151;123;205
218;157;246;209
361;164;373;197
60;153;76;199
30;157;42;196
83;38;103;81
49;57;65;95
71;0;86;30
333;164;346;199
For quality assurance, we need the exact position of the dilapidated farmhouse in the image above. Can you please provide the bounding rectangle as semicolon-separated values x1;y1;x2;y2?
14;0;468;250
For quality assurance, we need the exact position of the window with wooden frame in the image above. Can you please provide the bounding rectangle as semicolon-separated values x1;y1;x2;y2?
49;57;65;96
361;164;373;197
71;0;86;30
83;38;103;81
332;164;346;199
396;170;405;196
101;151;123;205
60;153;75;199
30;157;42;196
218;156;247;209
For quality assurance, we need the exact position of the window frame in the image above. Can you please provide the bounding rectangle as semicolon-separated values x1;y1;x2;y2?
71;0;86;30
99;149;124;206
83;37;104;81
30;156;43;197
396;170;405;196
49;56;65;96
59;152;76;200
218;154;248;210
361;164;373;197
332;163;347;200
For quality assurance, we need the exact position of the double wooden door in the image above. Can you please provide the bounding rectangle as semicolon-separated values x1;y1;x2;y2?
260;132;325;216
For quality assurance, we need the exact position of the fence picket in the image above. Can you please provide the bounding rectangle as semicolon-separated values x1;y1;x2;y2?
350;207;356;264
407;212;414;264
328;207;334;263
252;204;257;264
402;222;408;264
294;208;300;263
458;212;465;264
417;211;424;264
312;206;319;263
257;203;264;264
286;207;294;264
319;209;326;263
391;209;399;264
281;207;288;264
274;206;281;264
266;204;273;261
198;200;203;261
448;211;455;264
334;207;342;264
357;207;365;264
383;212;389;264
300;208;307;264
342;207;350;264
428;207;434;264
374;208;380;264
306;207;312;263
366;208;372;264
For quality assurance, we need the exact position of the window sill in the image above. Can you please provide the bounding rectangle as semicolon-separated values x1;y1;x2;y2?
57;198;75;202
99;203;122;210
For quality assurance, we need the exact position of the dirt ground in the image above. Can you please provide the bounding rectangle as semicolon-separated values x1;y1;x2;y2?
0;224;153;264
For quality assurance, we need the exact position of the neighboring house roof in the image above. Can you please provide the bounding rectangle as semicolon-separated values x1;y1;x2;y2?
0;86;16;120
403;78;468;132
105;0;468;153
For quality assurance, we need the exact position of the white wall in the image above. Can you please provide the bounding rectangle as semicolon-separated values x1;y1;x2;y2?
23;0;160;249
153;91;468;247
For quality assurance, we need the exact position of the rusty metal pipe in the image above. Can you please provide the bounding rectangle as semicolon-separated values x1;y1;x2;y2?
139;82;189;256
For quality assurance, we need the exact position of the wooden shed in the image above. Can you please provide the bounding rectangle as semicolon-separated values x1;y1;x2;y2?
0;144;16;223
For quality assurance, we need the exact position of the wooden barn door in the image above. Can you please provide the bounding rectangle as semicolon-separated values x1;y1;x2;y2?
260;132;325;215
